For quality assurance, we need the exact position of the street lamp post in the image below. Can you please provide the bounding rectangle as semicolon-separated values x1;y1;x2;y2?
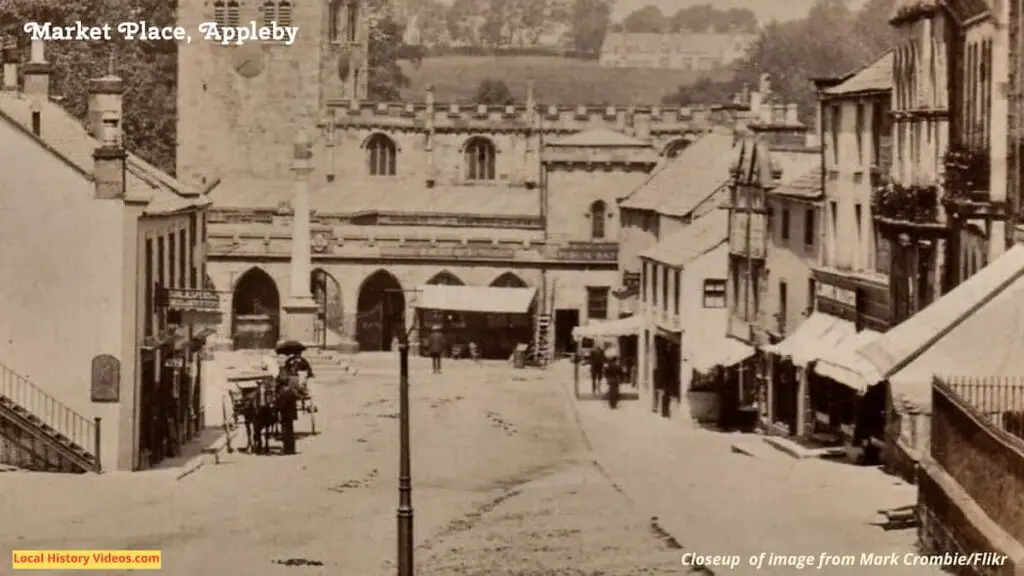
397;335;413;576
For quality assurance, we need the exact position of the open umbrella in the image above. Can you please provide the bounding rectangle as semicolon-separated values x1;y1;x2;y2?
276;340;307;355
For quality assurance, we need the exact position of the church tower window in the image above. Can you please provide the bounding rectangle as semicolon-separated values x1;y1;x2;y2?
367;134;397;176
277;0;292;26
227;0;241;27
329;0;342;42
262;0;276;26
347;1;358;43
465;137;496;181
214;1;227;26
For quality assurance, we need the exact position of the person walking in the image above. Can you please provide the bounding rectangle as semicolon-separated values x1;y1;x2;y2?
427;325;446;374
588;344;605;395
605;346;622;410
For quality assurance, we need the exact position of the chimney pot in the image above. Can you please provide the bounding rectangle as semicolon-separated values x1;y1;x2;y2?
785;103;799;124
22;39;50;100
29;39;44;64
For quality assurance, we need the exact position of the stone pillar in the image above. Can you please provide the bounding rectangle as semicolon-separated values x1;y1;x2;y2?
990;0;1010;260
280;130;319;346
764;353;775;429
796;366;809;437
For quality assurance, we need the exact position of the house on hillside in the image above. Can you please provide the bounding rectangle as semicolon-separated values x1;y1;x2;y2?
0;40;212;472
599;32;756;71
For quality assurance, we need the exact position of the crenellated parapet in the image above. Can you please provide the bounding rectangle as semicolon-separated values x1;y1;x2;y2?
323;98;715;137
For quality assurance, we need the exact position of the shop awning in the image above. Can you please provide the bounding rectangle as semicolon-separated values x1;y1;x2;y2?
857;244;1024;385
415;284;537;314
882;279;1024;413
688;335;755;375
573;315;643;339
763;312;855;366
813;329;884;393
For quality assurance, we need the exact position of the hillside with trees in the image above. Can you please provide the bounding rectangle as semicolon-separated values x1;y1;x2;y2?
662;0;899;122
614;4;759;34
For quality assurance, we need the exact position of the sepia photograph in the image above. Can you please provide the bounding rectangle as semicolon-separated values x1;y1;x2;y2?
0;0;1021;573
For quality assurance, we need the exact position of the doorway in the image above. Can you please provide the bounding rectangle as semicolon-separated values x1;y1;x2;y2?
356;269;406;351
311;268;343;348
231;267;280;350
554;309;579;356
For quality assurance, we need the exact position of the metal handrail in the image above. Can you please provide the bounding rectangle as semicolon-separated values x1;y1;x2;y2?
0;362;96;458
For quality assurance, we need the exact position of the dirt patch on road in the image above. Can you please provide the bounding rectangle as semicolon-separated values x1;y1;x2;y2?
327;468;380;493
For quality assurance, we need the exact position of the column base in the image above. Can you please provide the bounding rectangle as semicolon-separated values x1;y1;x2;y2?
281;297;319;345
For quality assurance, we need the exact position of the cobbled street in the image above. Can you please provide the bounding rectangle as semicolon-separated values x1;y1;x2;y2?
0;354;689;575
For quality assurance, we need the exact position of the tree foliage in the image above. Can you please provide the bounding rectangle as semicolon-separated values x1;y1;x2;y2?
570;0;612;54
622;6;667;33
367;14;412;101
473;78;515;104
662;0;899;121
0;0;177;174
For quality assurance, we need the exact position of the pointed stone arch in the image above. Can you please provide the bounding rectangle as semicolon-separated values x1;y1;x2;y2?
356;269;406;351
426;270;464;286
490;272;528;288
231;267;280;349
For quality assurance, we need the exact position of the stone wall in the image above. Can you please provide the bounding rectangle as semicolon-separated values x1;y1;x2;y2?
918;383;1024;574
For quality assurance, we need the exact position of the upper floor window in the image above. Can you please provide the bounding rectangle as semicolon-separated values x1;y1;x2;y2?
672;270;680;315
641;261;648;302
586;287;609;320
855;103;865;166
830;104;841;165
262;0;275;26
366;133;397;176
804;208;816;247
329;0;359;43
347;1;358;42
464;137;496;180
590;200;607;239
261;0;292;26
703;279;726;308
781;207;790;241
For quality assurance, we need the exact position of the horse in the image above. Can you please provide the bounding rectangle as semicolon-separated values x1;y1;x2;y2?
241;379;280;454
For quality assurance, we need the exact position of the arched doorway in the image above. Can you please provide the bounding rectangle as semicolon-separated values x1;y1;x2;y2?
490;272;528;288
356;269;405;351
232;267;280;350
426;270;464;285
311;269;344;348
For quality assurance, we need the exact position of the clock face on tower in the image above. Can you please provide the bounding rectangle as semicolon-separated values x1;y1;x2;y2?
233;45;265;79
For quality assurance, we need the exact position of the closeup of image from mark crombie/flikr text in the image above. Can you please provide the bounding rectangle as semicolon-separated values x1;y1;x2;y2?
2;0;1024;573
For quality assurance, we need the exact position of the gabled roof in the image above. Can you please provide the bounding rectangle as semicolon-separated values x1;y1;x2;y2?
0;91;207;216
619;130;736;216
548;128;649;148
823;51;893;97
639;209;728;268
890;0;990;25
770;164;822;200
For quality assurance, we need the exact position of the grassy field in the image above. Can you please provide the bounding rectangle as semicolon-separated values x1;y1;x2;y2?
399;55;733;105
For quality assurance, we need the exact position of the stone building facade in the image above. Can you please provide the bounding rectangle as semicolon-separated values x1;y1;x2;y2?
177;0;710;354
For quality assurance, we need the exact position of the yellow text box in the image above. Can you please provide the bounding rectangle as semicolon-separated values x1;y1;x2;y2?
12;550;162;571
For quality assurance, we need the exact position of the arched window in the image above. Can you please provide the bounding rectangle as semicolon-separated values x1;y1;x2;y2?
347;1;359;42
262;0;276;26
427;271;463;286
465;137;496;181
367;134;397;176
213;1;227;26
226;0;241;27
490;272;527;288
277;0;293;26
590;200;607;239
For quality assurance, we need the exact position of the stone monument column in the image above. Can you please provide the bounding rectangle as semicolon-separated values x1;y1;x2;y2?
280;130;319;346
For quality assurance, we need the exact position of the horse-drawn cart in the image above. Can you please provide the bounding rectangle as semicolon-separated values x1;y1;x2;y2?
226;372;318;454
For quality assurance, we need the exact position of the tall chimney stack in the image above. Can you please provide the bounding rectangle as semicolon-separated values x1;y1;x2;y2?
22;39;50;100
89;60;126;200
2;37;18;91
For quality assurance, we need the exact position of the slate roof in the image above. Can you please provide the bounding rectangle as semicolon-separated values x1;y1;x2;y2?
548;128;650;148
619;130;736;216
824;52;893;97
771;164;823;200
0;91;207;215
638;209;728;267
209;177;541;217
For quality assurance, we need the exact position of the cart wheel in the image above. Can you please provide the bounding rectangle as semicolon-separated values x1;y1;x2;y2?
310;405;317;435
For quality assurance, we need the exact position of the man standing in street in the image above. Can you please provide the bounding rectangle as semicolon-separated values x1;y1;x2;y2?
589;343;605;395
427;325;446;374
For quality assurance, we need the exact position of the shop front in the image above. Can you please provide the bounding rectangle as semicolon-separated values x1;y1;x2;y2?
686;332;756;428
415;283;538;360
811;327;885;452
571;314;644;397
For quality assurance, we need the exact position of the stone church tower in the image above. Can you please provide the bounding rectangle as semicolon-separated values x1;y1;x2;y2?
176;0;369;189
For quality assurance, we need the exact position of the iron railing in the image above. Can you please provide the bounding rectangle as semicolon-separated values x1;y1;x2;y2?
0;362;97;458
941;375;1024;440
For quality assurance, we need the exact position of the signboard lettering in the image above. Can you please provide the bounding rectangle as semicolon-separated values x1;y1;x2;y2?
557;247;617;262
815;282;856;307
622;271;641;291
379;245;515;260
90;354;120;403
163;289;220;312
